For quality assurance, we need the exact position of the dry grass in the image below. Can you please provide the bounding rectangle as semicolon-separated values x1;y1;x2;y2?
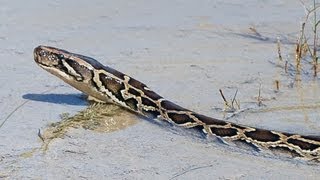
273;1;320;78
296;0;320;76
219;89;240;112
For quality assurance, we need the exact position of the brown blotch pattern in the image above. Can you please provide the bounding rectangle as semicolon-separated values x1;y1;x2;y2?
128;77;148;90
167;113;195;125
161;100;188;111
65;59;92;81
210;127;238;137
245;129;280;142
141;97;157;107
99;73;125;101
301;135;320;142
268;146;302;157
142;89;163;101
128;88;141;97
124;98;138;111
287;138;320;151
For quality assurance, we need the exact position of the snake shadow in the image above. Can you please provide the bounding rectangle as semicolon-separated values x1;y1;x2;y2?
22;93;87;106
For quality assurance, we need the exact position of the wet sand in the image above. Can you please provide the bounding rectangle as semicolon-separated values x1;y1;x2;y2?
1;0;320;179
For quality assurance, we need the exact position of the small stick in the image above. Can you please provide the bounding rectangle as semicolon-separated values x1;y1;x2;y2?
231;89;238;106
303;35;312;57
275;80;280;91
285;60;288;73
277;37;283;62
219;89;229;107
313;0;318;77
0;86;59;129
38;129;45;142
257;83;263;106
234;99;240;110
230;89;240;110
249;27;262;38
295;38;302;70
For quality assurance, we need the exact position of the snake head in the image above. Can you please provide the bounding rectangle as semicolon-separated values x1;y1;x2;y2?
33;46;103;83
33;45;66;67
33;45;113;102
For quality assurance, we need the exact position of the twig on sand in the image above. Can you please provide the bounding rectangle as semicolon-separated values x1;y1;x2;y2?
170;164;214;180
277;37;283;62
275;80;280;92
0;86;59;129
37;129;45;142
219;89;240;112
219;89;228;106
285;60;288;73
0;100;29;129
257;83;263;107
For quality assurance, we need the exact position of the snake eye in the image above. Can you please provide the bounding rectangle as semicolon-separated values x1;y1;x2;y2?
39;50;47;57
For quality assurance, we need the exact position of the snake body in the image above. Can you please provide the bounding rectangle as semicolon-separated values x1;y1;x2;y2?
33;45;320;161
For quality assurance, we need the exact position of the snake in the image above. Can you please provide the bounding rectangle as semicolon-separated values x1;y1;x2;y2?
33;45;320;161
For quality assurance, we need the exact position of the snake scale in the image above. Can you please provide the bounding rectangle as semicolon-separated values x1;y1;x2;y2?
33;45;320;161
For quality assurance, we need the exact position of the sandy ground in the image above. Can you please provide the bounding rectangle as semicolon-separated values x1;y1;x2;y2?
1;0;320;179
